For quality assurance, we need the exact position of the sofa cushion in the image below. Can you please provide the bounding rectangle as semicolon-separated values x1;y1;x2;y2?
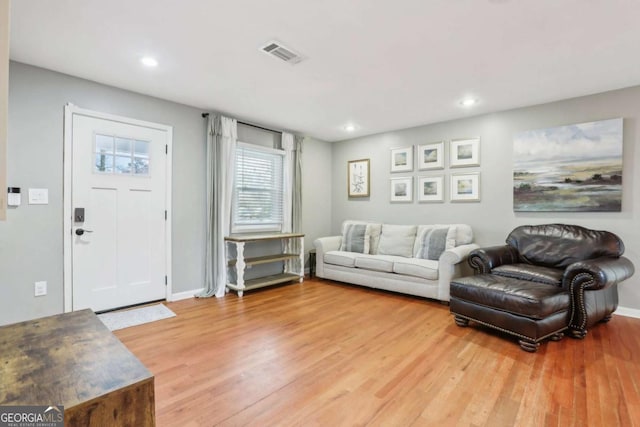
414;226;457;260
324;251;359;267
340;223;370;253
392;258;439;280
354;254;398;272
377;224;417;257
492;264;563;286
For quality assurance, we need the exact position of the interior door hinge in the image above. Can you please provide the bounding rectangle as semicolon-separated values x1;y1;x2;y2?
164;210;167;220
165;275;168;286
165;144;168;154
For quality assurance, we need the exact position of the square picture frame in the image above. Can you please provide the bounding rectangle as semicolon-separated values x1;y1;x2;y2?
417;142;444;170
347;159;370;197
450;137;480;168
417;175;444;203
390;146;414;173
390;177;413;202
450;172;480;202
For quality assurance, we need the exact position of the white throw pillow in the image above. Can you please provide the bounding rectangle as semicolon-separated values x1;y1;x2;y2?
377;224;417;258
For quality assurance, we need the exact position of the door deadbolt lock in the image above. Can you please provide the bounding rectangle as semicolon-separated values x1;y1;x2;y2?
74;207;85;222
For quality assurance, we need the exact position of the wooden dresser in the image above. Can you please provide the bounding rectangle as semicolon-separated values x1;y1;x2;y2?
0;309;155;426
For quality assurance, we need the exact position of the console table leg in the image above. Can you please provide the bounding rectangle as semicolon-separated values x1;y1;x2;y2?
298;236;304;282
236;242;246;295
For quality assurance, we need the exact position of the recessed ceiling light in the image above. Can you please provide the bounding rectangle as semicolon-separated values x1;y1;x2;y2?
344;124;356;132
460;98;478;107
140;56;158;67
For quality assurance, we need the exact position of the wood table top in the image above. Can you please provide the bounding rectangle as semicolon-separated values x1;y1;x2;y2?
225;232;304;242
0;309;152;408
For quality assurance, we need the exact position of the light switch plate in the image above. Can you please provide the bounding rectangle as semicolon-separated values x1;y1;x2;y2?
28;188;49;205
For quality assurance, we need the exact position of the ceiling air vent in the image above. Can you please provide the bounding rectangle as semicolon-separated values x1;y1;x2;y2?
260;40;305;65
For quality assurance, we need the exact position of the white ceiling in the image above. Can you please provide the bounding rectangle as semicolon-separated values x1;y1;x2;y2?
10;0;640;142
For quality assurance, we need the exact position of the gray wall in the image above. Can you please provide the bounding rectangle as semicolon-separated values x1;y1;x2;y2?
0;61;333;326
301;137;333;263
1;61;207;325
331;86;640;311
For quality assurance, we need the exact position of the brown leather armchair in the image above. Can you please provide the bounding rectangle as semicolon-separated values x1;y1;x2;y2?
450;224;635;352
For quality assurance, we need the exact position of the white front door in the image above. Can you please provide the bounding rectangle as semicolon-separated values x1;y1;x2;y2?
70;111;170;312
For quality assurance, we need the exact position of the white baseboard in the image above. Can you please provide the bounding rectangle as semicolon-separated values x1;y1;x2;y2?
615;306;640;319
169;288;204;302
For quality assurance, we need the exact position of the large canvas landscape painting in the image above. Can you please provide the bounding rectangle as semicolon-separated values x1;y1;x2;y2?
513;118;623;212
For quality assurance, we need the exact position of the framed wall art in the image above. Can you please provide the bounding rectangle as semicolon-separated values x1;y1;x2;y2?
417;175;444;203
513;118;622;212
450;172;480;202
450;137;480;168
390;177;413;202
347;158;370;197
418;142;444;170
390;146;413;173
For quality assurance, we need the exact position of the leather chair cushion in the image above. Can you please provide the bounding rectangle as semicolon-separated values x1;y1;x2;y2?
450;274;570;320
491;264;563;286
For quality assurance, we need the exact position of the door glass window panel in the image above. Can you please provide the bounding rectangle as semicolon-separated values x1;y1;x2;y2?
95;153;114;173
95;134;114;153
134;140;150;158
115;138;131;156
94;135;151;176
133;157;149;175
115;155;132;174
94;134;114;173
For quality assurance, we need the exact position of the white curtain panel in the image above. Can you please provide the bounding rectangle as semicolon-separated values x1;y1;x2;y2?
282;132;295;234
294;136;303;234
200;114;237;298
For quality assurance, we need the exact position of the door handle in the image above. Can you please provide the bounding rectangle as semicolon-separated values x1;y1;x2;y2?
75;228;94;236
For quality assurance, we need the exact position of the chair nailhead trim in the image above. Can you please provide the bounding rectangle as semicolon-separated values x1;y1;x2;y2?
569;272;593;330
454;313;567;343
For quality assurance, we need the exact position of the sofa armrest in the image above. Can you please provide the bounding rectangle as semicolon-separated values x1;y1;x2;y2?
563;256;635;292
313;236;342;278
467;245;520;274
437;244;479;302
440;243;480;265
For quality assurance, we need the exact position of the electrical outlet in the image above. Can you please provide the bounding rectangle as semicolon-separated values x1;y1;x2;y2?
35;281;47;297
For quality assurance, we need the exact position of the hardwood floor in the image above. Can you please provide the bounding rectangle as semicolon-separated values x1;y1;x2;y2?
114;279;640;427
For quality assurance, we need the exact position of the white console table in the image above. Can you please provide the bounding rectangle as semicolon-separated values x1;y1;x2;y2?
225;232;304;296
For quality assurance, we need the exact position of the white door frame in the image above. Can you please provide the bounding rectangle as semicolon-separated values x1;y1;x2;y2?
63;104;173;312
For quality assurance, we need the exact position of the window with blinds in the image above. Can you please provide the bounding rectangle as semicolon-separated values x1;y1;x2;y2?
232;142;285;232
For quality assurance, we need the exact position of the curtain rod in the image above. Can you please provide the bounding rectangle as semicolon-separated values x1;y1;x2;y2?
201;113;281;134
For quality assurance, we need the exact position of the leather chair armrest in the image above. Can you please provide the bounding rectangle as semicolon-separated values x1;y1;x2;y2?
564;256;634;337
467;245;520;274
562;256;635;291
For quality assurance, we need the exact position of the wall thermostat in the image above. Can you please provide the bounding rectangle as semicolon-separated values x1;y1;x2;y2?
7;187;21;207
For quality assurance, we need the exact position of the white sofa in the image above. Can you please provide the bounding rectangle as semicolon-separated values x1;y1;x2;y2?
313;221;479;302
